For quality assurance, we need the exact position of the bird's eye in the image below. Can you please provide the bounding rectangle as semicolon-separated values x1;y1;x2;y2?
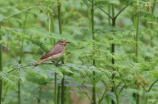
61;41;63;43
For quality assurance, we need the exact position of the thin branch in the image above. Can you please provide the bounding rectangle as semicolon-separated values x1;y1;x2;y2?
115;5;129;19
2;85;9;101
119;84;126;94
116;83;121;89
147;79;158;92
87;0;112;19
112;80;119;104
7;65;32;73
3;6;47;21
7;58;64;73
70;79;93;103
82;0;91;9
99;7;113;19
95;87;101;101
4;7;35;21
0;22;2;104
98;88;107;104
141;83;147;91
77;87;93;103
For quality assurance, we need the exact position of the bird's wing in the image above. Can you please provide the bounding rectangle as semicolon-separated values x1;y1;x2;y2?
40;44;64;59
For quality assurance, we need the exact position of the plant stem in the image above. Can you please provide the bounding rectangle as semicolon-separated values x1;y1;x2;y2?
98;3;128;104
150;0;156;46
91;0;94;40
17;12;27;104
51;16;55;33
105;5;111;104
147;79;158;92
37;86;42;103
48;13;51;32
145;96;148;104
115;5;129;19
61;75;65;104
111;4;116;104
77;86;93;103
113;81;119;104
112;4;115;19
135;9;140;104
82;0;91;9
57;86;60;104
54;73;57;104
18;81;21;104
49;5;57;104
65;86;70;104
99;7;113;19
57;1;65;104
91;0;96;104
57;0;62;34
119;84;126;94
151;0;156;29
135;11;140;62
3;85;9;102
144;79;158;104
7;65;32;73
92;71;96;104
4;6;43;21
0;22;2;104
108;5;111;25
98;88;107;104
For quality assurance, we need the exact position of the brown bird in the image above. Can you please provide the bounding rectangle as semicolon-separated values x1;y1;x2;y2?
34;40;70;66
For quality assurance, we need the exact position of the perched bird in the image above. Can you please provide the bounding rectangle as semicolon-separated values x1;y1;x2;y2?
34;40;70;66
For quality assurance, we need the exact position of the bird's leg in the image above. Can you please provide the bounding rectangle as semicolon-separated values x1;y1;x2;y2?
51;60;55;63
51;60;62;66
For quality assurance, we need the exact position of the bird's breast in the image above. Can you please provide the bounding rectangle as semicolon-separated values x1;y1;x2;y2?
48;47;65;60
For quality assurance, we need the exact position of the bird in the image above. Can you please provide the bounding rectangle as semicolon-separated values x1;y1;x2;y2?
34;40;70;66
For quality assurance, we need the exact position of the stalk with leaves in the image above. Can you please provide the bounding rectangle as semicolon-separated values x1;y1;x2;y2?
134;6;140;104
56;0;65;104
17;12;27;104
99;2;129;104
1;0;158;104
91;0;96;104
46;1;58;103
0;22;2;104
150;0;156;46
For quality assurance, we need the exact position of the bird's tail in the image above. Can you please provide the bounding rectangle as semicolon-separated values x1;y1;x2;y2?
34;57;49;66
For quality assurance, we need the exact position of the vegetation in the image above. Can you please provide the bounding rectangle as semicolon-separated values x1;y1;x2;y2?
0;0;158;104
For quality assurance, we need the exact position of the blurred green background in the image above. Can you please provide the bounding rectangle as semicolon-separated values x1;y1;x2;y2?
0;0;158;104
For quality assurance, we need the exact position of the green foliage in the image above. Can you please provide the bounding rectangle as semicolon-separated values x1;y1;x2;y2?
0;0;158;104
0;71;17;86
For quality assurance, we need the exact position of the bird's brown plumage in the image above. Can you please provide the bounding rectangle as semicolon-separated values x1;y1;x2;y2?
40;44;65;59
34;40;70;66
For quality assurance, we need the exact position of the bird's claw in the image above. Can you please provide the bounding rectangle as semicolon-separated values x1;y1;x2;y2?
56;63;62;66
51;61;62;66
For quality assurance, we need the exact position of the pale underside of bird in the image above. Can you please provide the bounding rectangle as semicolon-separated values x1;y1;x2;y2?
34;40;70;66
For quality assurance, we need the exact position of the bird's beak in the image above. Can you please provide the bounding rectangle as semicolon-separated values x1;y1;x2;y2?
66;42;70;44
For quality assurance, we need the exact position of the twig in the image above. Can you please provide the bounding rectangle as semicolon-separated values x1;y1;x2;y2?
147;79;158;92
7;61;62;73
7;65;32;73
77;87;94;103
98;88;107;104
70;80;93;103
3;6;48;21
98;7;113;19
82;0;91;9
119;84;126;94
141;83;147;91
115;5;129;19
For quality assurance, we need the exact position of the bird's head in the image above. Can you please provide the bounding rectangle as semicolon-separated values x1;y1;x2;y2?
57;40;70;45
